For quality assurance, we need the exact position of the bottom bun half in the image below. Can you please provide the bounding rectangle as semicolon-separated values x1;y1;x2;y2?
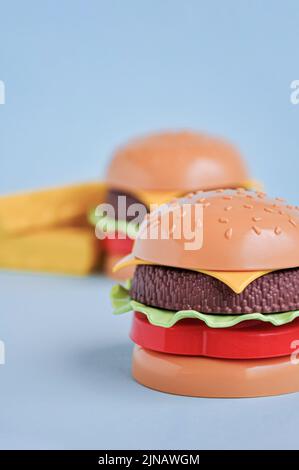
132;346;299;398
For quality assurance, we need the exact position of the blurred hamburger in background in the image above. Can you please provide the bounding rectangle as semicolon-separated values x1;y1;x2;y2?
90;131;256;280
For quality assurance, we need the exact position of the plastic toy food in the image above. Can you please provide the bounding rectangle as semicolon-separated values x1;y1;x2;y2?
0;182;105;235
90;131;255;280
111;189;299;397
0;182;105;275
0;228;100;275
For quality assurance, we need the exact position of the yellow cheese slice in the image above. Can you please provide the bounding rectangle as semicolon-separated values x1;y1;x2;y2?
113;255;272;294
243;180;264;191
197;269;271;294
113;254;146;271
132;190;181;208
0;227;102;275
132;182;262;207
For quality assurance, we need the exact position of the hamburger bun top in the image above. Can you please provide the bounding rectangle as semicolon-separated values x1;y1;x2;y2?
106;131;249;192
132;189;299;271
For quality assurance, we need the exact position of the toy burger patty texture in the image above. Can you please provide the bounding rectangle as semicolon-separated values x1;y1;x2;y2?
91;131;254;279
112;189;299;397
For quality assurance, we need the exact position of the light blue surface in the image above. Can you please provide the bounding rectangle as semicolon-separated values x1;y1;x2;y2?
1;0;299;202
1;0;299;450
1;271;299;450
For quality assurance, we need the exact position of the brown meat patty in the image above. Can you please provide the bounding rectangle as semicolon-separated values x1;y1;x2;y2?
106;189;148;222
130;265;299;314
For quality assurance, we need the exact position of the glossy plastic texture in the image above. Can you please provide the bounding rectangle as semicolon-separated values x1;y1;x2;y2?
132;346;299;398
133;189;299;271
103;236;134;256
106;132;249;192
131;312;299;359
104;254;135;281
0;227;102;276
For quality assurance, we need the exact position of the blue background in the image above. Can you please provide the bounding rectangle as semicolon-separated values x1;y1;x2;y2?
1;0;299;201
1;0;299;450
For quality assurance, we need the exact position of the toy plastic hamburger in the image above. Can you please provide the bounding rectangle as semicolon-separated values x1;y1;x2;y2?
111;189;299;397
91;131;255;280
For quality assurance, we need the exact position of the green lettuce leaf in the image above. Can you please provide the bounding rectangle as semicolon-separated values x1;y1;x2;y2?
111;283;299;329
88;210;138;239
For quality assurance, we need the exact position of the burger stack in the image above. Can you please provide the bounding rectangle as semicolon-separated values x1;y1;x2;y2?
112;189;299;397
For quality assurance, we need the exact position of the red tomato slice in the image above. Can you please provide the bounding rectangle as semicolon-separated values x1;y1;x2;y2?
102;235;134;255
130;311;299;359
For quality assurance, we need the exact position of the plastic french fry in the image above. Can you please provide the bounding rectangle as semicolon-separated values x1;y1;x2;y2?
0;182;107;236
0;227;102;275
